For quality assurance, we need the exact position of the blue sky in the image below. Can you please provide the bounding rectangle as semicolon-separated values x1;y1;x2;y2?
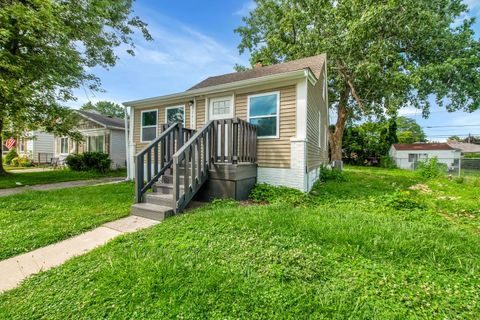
69;0;480;142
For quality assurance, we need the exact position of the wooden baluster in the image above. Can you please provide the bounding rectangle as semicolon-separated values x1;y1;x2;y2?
220;119;225;162
191;141;196;188
173;155;180;209
228;119;234;164
146;149;152;182
153;144;158;176
184;147;190;202
202;132;207;174
160;137;165;169
212;121;217;163
233;120;238;164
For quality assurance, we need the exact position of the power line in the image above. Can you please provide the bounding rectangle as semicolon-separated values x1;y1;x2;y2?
425;125;480;128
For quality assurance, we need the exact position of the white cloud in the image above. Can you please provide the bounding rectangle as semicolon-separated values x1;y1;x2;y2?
234;1;256;16
398;106;423;116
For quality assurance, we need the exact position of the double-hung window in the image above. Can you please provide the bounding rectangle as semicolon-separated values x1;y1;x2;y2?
60;137;69;154
165;106;185;125
141;110;158;142
248;92;280;138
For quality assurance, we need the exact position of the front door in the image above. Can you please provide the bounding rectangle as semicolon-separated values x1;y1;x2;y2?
208;97;233;160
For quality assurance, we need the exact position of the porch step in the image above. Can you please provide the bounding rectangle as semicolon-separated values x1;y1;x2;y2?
162;174;186;184
153;182;184;194
131;203;173;221
144;193;175;207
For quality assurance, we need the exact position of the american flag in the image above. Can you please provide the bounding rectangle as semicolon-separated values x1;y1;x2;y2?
5;138;16;150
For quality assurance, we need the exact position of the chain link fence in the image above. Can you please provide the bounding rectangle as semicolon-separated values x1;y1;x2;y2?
394;157;480;177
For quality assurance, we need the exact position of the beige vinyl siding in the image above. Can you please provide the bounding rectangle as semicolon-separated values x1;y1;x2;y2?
133;102;191;153
236;85;296;168
306;67;329;171
195;99;206;130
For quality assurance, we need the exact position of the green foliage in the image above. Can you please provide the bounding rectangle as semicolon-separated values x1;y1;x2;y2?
464;153;480;159
396;117;427;143
0;0;151;172
4;148;18;165
65;152;111;172
380;156;397;169
383;190;426;210
454;176;465;184
235;0;479;160
319;166;345;182
11;155;33;167
80;101;124;119
417;157;447;179
249;183;310;207
343;119;398;165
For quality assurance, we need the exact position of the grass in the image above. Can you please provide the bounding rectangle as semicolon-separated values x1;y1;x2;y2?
0;167;479;319
0;168;126;189
0;182;134;260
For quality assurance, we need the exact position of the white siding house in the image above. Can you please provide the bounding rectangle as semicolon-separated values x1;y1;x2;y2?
389;143;461;170
18;131;55;163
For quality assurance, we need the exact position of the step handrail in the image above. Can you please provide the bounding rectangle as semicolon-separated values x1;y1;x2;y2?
135;123;183;203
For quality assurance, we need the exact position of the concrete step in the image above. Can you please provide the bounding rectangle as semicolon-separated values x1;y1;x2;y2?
144;193;175;207
131;203;173;221
162;174;186;184
164;167;186;175
153;182;184;194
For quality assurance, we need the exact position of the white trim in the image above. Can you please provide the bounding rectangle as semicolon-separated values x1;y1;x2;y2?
191;98;196;129
85;134;106;153
247;91;280;139
296;79;308;140
205;97;209;122
208;95;234;120
165;105;186;126
140;109;158;143
124;69;313;108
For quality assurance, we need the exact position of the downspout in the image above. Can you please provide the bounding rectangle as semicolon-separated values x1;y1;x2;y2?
123;105;131;180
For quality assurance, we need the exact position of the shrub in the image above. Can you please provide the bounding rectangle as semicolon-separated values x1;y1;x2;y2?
4;148;18;165
65;152;111;172
249;183;311;207
379;156;397;169
11;156;33;167
319;165;345;182
417;157;447;179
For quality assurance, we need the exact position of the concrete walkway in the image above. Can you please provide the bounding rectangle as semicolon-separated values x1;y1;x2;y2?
0;177;126;197
7;167;54;174
0;216;159;293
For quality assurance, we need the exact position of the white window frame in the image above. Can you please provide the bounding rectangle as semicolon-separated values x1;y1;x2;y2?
60;137;69;155
208;96;234;120
140;109;158;143
165;105;186;126
247;91;280;139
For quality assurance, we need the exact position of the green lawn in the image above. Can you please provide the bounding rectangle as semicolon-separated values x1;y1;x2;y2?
0;182;133;260
0;168;126;189
1;167;479;319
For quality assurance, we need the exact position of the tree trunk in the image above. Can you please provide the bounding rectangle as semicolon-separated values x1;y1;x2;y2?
0;118;5;175
330;86;350;162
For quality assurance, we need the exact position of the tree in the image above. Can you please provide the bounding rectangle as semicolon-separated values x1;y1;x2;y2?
0;0;151;174
396;117;427;143
447;135;462;141
80;101;125;119
235;0;480;162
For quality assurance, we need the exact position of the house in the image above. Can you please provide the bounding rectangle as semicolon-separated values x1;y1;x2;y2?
389;143;461;170
16;131;55;164
54;110;127;168
123;54;329;219
446;141;480;155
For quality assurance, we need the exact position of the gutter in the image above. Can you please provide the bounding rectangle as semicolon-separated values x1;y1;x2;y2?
123;106;131;181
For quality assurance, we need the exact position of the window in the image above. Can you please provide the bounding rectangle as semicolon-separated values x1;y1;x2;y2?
60;137;69;154
141;110;158;142
87;135;104;153
165;106;185;125
209;97;233;120
248;92;279;138
18;138;25;153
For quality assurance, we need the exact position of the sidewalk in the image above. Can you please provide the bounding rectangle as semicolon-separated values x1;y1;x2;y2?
0;177;126;197
0;215;159;293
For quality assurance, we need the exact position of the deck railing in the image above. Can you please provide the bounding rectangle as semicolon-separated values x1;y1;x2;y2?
172;118;257;212
135;123;193;203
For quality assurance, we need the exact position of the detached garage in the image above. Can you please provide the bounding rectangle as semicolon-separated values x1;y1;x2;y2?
389;143;461;170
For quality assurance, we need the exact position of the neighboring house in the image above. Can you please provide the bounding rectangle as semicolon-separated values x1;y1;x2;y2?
16;131;55;163
446;141;480;155
54;110;126;167
123;54;329;218
389;143;461;170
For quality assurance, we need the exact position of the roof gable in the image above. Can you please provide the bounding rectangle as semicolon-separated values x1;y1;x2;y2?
392;143;456;151
76;110;125;129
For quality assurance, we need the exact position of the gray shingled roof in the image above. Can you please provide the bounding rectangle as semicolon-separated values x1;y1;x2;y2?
188;54;326;91
76;110;125;129
393;143;456;151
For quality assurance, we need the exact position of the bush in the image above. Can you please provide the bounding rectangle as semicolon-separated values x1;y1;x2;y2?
11;156;33;167
319;165;345;182
65;152;111;172
249;183;311;207
417;157;447;179
4;148;18;165
383;190;426;210
379;156;397;169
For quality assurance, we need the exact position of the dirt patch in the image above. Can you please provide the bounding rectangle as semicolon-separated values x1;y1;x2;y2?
409;184;432;193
